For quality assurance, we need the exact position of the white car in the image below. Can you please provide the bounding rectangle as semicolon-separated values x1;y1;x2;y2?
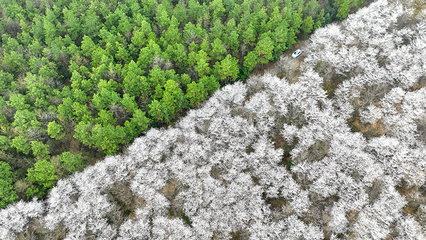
292;49;302;58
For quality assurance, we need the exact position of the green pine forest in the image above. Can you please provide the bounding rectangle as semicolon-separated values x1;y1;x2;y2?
0;0;366;209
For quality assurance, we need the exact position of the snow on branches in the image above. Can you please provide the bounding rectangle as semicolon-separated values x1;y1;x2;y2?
1;0;425;239
0;199;44;240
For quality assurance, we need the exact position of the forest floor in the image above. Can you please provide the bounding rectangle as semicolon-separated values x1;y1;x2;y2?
253;38;310;81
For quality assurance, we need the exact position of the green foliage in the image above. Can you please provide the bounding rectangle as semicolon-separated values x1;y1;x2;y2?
115;42;130;63
148;66;167;93
170;43;187;68
0;0;364;208
149;99;167;123
63;7;82;40
210;38;226;61
272;23;289;57
24;72;53;105
155;3;171;31
200;39;210;53
161;80;186;121
242;24;257;46
0;136;12;151
290;11;304;34
254;35;274;64
0;71;14;92
244;51;258;72
72;102;91;122
122;60;145;97
137;40;162;69
26;160;57;198
124;109;151;140
12;109;39;133
210;19;224;41
121;94;138;113
81;35;96;56
70;71;91;93
336;0;351;20
47;121;65;140
162;16;181;47
96;109;117;126
91;124;126;155
3;34;22;53
71;88;90;104
216;54;239;83
43;7;58;44
316;9;327;27
92;88;121;111
153;84;164;100
131;110;151;132
266;7;283;32
200;75;221;96
131;20;152;48
57;97;74;120
305;0;320;17
210;0;226;19
31;141;50;161
0;162;18;209
302;16;315;34
12;136;31;154
186;81;208;107
7;93;30;110
74;121;93;147
60;152;84;174
225;30;240;54
195;50;211;78
172;2;187;24
149;79;186;124
3;51;25;73
179;74;191;91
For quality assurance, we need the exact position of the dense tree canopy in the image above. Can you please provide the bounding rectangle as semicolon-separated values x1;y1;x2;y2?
0;0;367;208
0;162;18;209
1;0;425;239
25;160;57;199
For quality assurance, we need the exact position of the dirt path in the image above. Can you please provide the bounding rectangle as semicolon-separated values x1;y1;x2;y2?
253;38;311;82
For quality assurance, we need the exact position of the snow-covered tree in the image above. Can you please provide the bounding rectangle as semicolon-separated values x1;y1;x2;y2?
0;198;44;240
1;0;425;238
